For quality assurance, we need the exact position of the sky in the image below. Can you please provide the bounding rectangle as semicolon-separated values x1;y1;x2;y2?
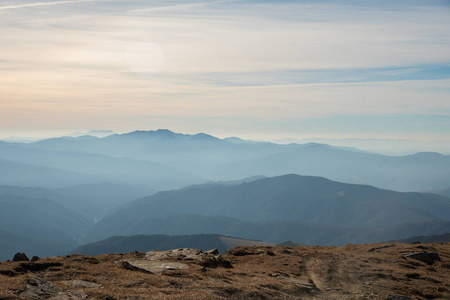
0;0;449;149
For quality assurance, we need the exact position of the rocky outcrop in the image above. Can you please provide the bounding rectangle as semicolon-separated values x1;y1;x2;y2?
20;275;61;299
122;259;189;274
123;248;230;274
13;252;30;262
20;275;88;300
145;248;205;261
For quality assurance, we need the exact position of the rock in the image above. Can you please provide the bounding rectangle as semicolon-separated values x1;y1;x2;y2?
0;269;16;277
122;259;189;274
121;260;152;274
368;244;395;252
63;280;102;288
227;247;265;256
31;256;40;262
278;240;302;247
404;252;441;265
265;249;275;256
49;292;87;300
20;275;89;300
200;256;233;269
284;278;317;290
19;262;63;272
20;275;61;299
386;294;412;300
146;248;205;261
205;248;219;255
71;257;99;264
13;252;30;262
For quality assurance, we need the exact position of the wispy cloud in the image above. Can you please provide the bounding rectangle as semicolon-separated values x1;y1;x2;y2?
128;0;236;15
0;0;92;10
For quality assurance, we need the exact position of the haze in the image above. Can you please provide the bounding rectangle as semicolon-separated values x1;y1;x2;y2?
0;0;449;150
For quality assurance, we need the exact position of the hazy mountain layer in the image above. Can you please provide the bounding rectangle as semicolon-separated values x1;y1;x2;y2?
389;232;450;244
0;141;203;190
0;183;155;222
0;193;94;260
11;129;449;192
87;212;450;246
0;158;100;188
87;174;450;244
71;234;274;255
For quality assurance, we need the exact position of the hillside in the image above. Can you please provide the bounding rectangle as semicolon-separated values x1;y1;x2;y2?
71;234;275;256
389;233;450;244
0;194;92;261
435;187;450;198
87;174;450;244
0;230;77;262
0;243;449;299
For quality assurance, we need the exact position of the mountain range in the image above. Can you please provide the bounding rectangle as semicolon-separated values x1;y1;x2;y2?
0;129;449;259
71;234;275;256
86;174;450;246
1;129;448;192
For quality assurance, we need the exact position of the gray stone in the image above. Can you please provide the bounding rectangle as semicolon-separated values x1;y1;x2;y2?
205;248;219;255
404;252;441;265
20;275;61;299
20;276;88;300
49;291;87;300
122;259;189;274
146;248;205;261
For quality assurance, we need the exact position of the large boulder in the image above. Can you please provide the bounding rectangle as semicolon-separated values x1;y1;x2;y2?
12;252;29;262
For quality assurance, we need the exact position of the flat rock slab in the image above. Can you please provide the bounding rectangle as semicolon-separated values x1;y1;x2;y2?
283;277;317;290
123;259;189;274
63;280;101;289
146;248;205;261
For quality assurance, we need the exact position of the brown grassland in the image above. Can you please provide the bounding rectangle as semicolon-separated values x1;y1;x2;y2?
0;242;449;299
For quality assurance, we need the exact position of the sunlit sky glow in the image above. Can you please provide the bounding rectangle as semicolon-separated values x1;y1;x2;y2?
0;0;449;145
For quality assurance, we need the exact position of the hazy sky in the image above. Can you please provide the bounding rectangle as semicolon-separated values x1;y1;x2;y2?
0;0;449;142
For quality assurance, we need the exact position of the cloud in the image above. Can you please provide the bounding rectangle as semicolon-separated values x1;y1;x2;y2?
0;0;93;10
128;0;236;15
0;0;448;141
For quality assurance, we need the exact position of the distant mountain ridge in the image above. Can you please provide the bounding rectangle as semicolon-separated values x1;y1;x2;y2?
87;174;450;245
388;232;450;244
2;129;450;258
71;234;275;255
4;129;448;192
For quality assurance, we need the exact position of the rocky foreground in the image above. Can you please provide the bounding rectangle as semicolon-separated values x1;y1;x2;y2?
0;243;449;300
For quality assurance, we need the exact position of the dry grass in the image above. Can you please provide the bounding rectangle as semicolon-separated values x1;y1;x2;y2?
0;243;449;299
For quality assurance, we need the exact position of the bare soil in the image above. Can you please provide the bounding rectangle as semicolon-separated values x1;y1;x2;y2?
0;242;449;299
